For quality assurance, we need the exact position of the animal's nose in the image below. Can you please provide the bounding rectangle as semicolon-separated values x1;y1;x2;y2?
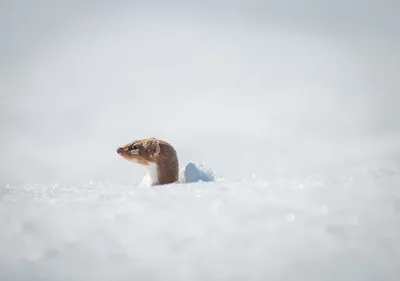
117;147;123;154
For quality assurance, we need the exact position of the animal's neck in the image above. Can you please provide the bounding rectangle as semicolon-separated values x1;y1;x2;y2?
145;162;159;185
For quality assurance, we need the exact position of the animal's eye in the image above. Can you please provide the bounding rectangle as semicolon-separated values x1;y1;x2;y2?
131;145;138;150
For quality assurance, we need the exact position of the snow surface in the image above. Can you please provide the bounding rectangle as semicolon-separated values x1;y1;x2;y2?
1;169;400;281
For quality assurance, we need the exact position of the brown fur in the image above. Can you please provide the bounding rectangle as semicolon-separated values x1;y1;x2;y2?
117;138;179;185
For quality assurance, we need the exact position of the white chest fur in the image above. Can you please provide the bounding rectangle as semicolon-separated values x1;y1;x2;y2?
145;162;159;185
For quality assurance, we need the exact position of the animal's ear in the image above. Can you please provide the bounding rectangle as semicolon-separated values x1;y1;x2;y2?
153;140;160;157
145;140;160;158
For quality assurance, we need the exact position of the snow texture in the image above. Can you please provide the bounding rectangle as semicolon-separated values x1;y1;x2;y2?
180;162;216;183
1;169;400;281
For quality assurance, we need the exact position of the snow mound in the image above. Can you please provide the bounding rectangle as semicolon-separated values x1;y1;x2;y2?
180;162;216;183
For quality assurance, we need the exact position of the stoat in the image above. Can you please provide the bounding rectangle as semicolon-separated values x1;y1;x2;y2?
117;137;179;186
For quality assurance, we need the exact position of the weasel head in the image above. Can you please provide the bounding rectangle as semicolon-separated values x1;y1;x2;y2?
117;138;161;166
117;137;179;186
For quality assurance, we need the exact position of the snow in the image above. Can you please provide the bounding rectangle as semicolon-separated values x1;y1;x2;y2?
180;162;216;183
1;169;400;281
